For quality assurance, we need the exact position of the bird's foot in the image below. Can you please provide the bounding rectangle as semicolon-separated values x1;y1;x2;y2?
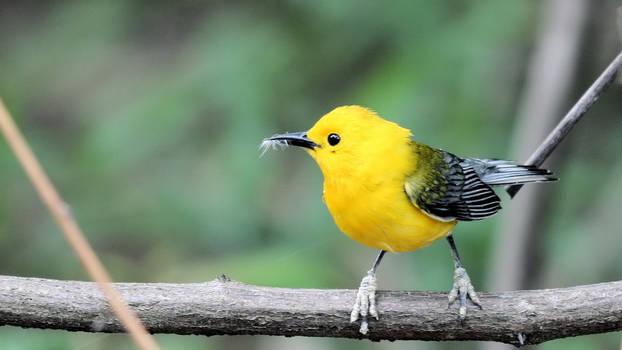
350;270;378;335
447;267;481;320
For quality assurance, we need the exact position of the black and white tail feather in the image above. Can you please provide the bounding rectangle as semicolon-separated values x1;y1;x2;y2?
467;158;555;186
455;158;555;221
407;150;556;223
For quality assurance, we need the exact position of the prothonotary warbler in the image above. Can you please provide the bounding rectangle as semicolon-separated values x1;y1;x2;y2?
261;105;555;334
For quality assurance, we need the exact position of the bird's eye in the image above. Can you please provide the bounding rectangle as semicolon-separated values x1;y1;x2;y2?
327;133;341;146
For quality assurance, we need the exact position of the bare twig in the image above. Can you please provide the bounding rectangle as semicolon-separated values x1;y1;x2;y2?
0;275;621;346
0;100;160;350
506;49;622;198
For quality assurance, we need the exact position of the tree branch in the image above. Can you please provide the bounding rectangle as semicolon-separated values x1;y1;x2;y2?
506;49;622;198
1;275;621;346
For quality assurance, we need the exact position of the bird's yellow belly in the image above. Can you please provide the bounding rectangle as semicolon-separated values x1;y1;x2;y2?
324;182;457;252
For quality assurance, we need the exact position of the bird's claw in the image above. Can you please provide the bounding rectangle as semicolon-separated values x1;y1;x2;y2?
350;270;378;334
448;267;481;320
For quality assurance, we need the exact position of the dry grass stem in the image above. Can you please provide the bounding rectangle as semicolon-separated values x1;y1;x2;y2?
0;99;161;350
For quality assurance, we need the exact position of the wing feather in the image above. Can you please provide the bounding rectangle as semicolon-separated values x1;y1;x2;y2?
404;143;501;222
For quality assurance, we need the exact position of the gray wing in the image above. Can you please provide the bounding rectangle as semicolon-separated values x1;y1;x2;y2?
405;147;502;222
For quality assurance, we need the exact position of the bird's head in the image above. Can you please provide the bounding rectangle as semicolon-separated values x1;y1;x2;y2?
262;106;413;178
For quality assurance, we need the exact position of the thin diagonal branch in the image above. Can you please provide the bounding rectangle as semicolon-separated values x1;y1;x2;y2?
0;100;160;350
506;49;622;198
1;275;621;346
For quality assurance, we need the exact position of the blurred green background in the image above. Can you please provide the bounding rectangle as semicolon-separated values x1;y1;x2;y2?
1;1;621;349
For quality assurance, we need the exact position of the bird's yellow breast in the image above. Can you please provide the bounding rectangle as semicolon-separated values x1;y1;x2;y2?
315;131;455;251
323;172;456;253
305;106;456;252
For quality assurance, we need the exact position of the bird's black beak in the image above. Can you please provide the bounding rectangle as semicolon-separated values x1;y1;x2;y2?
264;131;320;150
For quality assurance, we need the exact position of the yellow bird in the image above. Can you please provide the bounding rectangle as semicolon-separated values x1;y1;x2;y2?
261;105;555;334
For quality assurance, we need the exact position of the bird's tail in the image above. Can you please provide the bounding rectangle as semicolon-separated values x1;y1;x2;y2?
474;159;557;186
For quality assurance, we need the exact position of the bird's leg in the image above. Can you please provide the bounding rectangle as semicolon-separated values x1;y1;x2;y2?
350;250;385;335
446;235;481;320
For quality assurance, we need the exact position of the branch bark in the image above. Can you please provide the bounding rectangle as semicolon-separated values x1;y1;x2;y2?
1;275;621;346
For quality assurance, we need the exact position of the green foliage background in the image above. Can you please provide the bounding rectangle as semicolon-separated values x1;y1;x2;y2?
1;1;621;349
